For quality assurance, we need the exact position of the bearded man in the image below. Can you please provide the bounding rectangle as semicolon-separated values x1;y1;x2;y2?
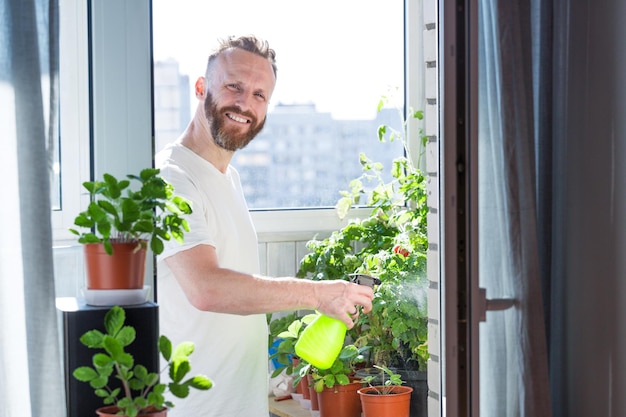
155;35;374;417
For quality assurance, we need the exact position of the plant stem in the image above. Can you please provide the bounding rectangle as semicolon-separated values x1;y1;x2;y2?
115;363;133;400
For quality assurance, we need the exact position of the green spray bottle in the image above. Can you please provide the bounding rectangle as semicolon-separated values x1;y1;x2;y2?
294;274;380;370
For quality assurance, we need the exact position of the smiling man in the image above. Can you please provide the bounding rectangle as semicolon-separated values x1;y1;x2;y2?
155;35;374;417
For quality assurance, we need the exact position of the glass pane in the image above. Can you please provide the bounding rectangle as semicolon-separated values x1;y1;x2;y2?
152;0;404;209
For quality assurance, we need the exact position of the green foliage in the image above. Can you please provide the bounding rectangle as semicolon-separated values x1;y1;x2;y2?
73;306;212;416
360;364;406;395
268;315;367;394
69;168;192;255
307;344;366;393
296;102;429;371
267;313;317;380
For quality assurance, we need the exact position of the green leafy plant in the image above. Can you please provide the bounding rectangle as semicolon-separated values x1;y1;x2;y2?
359;364;405;395
305;344;367;393
267;312;299;357
269;313;367;393
267;312;316;379
69;168;192;255
73;306;213;417
297;99;429;371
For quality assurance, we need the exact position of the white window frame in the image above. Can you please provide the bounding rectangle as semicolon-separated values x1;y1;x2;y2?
53;0;90;244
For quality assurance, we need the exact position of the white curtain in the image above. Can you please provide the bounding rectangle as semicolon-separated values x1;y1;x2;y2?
0;0;66;416
477;1;552;416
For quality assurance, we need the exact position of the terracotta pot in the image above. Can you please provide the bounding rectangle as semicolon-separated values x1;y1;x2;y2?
96;405;167;417
299;368;310;400
292;357;303;394
300;377;311;399
317;381;362;417
358;385;413;417
85;242;147;289
306;373;319;411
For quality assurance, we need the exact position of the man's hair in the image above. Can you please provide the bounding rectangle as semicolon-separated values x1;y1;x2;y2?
205;35;277;79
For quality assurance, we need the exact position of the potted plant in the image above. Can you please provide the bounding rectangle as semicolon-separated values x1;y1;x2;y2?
305;344;366;417
307;344;365;392
296;102;429;414
357;365;413;417
70;168;192;289
269;313;367;416
73;305;213;417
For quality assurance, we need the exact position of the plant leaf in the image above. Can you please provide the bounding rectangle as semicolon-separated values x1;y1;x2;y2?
115;325;136;347
104;306;125;336
73;366;98;382
186;375;213;391
169;357;191;383
80;329;105;348
172;341;195;359
168;381;190;398
158;335;172;361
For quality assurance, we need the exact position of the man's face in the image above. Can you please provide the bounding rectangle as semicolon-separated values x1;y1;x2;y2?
203;48;275;152
204;90;265;152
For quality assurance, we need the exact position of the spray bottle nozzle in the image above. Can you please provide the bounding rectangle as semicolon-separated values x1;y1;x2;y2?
349;274;381;288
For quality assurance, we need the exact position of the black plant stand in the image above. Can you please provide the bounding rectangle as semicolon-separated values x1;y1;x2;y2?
56;298;159;417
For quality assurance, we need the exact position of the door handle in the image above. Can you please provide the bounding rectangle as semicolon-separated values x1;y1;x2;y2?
478;288;516;322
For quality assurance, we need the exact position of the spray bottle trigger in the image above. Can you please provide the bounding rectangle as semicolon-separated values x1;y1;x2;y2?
349;274;381;288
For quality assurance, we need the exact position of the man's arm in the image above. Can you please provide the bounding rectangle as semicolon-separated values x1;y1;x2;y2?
164;244;373;329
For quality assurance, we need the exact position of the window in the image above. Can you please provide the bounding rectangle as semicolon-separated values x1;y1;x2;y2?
152;0;405;210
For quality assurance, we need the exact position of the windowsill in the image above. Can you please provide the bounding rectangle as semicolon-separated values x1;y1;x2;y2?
251;207;370;237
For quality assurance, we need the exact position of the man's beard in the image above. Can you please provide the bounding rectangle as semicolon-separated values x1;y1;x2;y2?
204;92;266;152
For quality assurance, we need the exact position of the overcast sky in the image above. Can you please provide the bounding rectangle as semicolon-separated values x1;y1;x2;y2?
152;0;404;120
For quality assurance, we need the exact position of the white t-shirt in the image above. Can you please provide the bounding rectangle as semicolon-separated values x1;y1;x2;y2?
155;143;269;417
